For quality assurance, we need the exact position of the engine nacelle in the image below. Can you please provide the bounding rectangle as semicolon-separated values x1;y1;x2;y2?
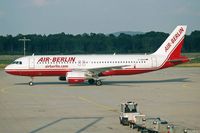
66;71;86;84
68;78;85;84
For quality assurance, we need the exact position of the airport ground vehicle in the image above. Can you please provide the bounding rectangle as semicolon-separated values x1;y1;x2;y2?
132;117;199;133
119;101;200;133
119;101;141;125
139;117;168;133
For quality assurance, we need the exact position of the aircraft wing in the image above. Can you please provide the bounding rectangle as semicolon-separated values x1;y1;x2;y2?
88;65;128;74
71;65;129;77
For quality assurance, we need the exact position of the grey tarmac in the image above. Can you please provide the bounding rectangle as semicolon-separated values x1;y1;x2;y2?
0;67;200;133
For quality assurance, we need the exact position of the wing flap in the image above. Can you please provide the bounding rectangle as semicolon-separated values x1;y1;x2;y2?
88;65;128;73
70;65;129;77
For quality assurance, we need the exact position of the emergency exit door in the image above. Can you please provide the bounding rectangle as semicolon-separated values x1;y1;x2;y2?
151;57;157;68
29;57;35;69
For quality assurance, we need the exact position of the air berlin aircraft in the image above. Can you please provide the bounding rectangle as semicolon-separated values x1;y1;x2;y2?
5;25;189;86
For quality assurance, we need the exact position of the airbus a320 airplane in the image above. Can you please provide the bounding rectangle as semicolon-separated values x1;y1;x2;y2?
5;25;189;86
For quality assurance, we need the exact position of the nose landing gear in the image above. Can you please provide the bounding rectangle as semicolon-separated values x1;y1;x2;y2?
88;79;102;86
29;77;34;86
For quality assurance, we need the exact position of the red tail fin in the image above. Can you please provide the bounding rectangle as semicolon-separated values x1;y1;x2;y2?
153;25;189;68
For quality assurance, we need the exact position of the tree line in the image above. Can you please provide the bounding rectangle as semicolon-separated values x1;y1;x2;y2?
0;30;199;55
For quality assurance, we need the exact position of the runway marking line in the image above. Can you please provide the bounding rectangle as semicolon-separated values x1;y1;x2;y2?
78;96;118;112
0;86;14;94
0;85;116;113
30;117;103;133
182;84;189;88
0;88;6;93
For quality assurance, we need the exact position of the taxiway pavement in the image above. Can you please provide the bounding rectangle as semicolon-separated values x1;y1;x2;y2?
0;67;200;133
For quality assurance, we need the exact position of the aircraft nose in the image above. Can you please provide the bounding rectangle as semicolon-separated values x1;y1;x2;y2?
4;64;19;76
4;64;12;74
4;65;9;72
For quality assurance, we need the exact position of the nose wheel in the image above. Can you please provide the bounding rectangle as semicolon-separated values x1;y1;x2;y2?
29;81;33;86
29;77;34;86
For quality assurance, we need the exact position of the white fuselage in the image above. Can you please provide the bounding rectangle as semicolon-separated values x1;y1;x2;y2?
5;54;167;77
4;25;189;85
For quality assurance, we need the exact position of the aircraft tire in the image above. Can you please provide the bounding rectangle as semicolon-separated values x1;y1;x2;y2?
96;80;102;86
88;79;95;85
29;81;33;86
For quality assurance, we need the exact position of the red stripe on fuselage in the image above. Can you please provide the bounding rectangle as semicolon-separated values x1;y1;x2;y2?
5;69;70;76
6;36;188;77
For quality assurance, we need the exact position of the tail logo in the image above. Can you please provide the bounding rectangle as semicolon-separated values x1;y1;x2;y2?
165;27;185;52
165;43;172;52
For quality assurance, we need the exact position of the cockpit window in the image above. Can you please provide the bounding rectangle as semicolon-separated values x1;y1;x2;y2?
12;61;22;65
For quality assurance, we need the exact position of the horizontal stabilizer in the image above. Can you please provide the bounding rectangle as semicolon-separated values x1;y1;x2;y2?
168;57;189;63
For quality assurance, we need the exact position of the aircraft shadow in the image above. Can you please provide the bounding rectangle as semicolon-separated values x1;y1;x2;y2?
29;117;103;133
103;78;190;86
15;78;190;86
15;82;90;86
15;82;67;86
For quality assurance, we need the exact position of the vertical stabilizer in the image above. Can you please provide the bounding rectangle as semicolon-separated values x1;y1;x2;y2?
153;25;187;59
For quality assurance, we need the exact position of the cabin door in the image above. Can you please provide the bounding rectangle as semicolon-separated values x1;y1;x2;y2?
29;57;35;69
151;57;157;68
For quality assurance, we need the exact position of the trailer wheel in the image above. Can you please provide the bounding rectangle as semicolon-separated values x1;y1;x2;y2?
141;129;148;133
130;123;135;128
130;124;136;129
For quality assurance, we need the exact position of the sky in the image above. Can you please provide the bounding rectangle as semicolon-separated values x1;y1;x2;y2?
0;0;200;35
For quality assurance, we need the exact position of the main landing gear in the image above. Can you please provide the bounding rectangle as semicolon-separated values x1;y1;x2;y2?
95;80;102;86
88;79;102;86
28;77;102;86
29;77;34;86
